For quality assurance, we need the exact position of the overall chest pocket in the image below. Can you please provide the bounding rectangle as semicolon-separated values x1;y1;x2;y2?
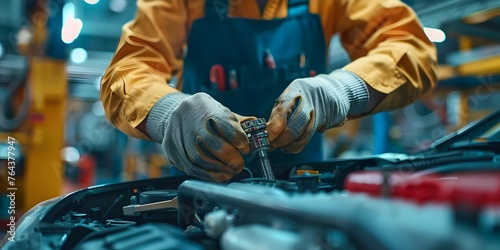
200;56;316;118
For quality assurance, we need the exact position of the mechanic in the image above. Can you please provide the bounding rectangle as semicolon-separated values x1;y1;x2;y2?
101;0;437;182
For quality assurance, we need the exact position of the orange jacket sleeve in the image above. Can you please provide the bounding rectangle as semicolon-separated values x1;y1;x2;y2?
100;0;204;139
328;0;438;113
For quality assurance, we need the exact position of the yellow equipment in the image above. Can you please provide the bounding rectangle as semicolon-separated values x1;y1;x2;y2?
0;0;67;213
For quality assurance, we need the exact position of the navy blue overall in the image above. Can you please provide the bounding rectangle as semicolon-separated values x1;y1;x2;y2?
182;0;327;171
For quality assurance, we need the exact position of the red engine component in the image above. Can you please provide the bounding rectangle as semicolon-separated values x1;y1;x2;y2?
345;171;500;209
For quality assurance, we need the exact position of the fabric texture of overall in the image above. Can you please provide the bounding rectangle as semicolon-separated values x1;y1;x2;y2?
182;0;327;171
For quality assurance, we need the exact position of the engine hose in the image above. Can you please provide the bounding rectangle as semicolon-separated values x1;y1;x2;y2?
0;60;30;131
370;153;494;172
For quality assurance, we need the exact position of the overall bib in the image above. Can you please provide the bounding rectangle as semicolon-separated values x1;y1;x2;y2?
183;0;327;170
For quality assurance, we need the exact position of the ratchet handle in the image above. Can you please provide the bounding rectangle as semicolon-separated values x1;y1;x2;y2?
241;118;274;179
241;118;270;151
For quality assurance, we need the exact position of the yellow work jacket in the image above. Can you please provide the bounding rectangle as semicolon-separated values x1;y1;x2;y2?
101;0;437;140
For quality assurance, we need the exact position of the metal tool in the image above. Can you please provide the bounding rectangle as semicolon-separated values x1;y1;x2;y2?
123;197;178;216
241;118;275;179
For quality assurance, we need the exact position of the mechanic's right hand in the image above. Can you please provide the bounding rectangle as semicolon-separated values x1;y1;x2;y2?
161;93;253;182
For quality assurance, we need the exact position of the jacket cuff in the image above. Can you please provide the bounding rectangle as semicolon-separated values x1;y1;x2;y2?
329;69;370;115
146;92;190;143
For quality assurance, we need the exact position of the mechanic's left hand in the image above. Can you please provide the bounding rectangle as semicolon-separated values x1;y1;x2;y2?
267;70;369;153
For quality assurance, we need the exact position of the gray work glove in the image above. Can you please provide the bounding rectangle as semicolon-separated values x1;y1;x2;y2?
267;69;370;153
147;92;254;182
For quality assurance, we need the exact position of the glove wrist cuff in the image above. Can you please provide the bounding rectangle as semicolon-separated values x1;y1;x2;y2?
329;69;370;115
147;92;190;143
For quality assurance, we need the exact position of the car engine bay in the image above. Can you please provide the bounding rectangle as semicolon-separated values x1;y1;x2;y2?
3;149;499;250
3;111;500;250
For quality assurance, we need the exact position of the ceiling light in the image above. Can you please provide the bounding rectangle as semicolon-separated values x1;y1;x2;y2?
62;18;83;44
60;146;80;163
62;2;75;23
85;0;100;5
110;0;127;13
70;48;88;64
424;27;446;43
62;3;82;44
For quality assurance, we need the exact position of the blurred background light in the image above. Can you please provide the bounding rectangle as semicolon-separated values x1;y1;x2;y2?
0;42;4;58
61;146;80;163
92;101;105;116
17;27;32;47
70;48;88;64
110;0;127;13
424;27;447;43
62;2;74;23
62;2;83;44
62;18;83;44
85;0;100;5
94;77;102;90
